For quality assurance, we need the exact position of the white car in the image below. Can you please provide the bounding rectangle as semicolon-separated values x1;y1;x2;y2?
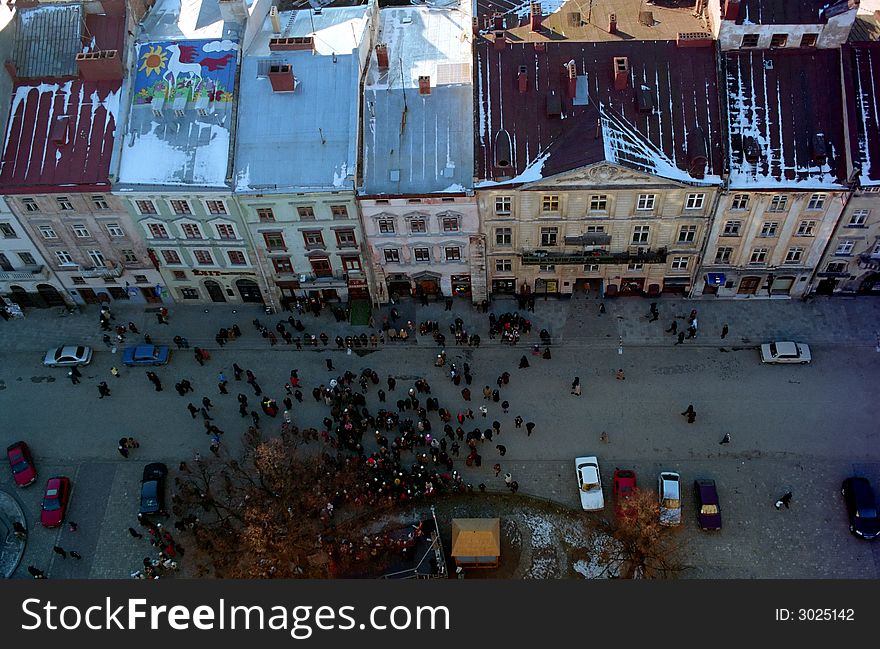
658;471;682;526
43;345;93;367
575;456;604;511
760;341;811;364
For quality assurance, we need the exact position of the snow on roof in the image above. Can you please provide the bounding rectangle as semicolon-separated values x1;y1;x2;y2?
140;0;237;41
234;6;372;193
724;50;848;190
849;46;880;185
740;0;854;25
362;3;474;195
13;4;82;79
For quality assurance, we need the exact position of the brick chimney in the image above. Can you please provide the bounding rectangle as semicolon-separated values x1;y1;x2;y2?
269;64;295;92
494;31;506;50
76;50;124;81
609;13;617;34
530;2;542;31
493;13;504;30
566;61;577;99
269;37;314;51
613;56;629;91
722;0;741;21
99;0;126;16
517;65;528;94
419;75;431;96
376;43;389;69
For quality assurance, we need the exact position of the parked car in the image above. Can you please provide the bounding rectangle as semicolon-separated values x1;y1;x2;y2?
694;479;722;530
43;345;93;367
6;441;37;487
575;456;604;511
40;476;71;528
760;341;811;364
122;344;170;366
841;477;879;540
140;463;168;515
612;468;637;518
658;471;682;526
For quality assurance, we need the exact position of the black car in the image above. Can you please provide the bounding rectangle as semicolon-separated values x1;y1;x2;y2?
841;477;879;540
140;463;168;515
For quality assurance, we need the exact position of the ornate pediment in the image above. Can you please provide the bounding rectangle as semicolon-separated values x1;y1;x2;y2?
521;163;681;189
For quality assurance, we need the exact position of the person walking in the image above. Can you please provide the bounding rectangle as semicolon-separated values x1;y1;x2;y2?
681;404;696;424
504;472;512;487
128;321;139;334
615;369;626;380
27;566;46;579
387;376;396;391
232;363;244;380
720;433;731;445
519;355;529;369
514;415;524;428
666;320;678;334
478;405;488;417
70;551;82;560
598;302;606;315
501;400;509;413
53;546;68;559
649;302;659;322
110;366;120;378
675;331;685;345
496;444;506;456
128;527;143;539
68;369;80;384
325;358;334;372
721;323;729;339
525;421;535;436
775;492;793;510
186;403;198;418
571;377;582;396
202;396;213;410
97;381;111;398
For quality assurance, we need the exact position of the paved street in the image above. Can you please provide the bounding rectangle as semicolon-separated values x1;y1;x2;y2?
1;295;879;579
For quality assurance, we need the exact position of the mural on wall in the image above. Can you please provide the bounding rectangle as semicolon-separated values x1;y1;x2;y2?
133;40;238;106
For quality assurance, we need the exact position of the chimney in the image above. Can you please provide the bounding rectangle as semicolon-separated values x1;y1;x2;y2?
811;134;828;164
99;0;126;16
609;13;617;34
218;0;249;24
530;2;542;31
493;13;504;30
268;64;295;92
566;60;577;98
269;36;314;51
494;31;507;50
687;129;707;179
517;65;528;94
270;5;281;33
723;0;741;21
613;56;629;90
50;116;70;146
376;43;389;69
419;75;431;96
76;50;124;81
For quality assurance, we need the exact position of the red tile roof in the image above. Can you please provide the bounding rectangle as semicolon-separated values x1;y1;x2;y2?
475;39;724;185
845;44;880;185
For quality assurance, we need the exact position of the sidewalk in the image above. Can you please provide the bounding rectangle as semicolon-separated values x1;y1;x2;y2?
0;489;27;578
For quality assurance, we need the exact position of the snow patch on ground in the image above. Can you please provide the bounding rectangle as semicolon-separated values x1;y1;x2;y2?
522;513;553;549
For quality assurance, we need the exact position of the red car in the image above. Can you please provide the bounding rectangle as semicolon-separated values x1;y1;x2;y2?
6;441;37;487
40;476;71;528
613;468;638;518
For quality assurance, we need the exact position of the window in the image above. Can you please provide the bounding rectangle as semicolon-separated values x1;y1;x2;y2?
161;249;182;265
722;220;741;236
310;257;333;277
542;195;559;212
375;199;390;205
384;249;400;263
495;196;511;214
18;252;36;265
495;227;512;246
172;270;187;280
181;288;200;300
539;264;555;272
671;256;689;270
637;194;656;210
22;198;39;212
263;232;286;250
849;209;870;226
445;247;461;261
414;247;431;262
0;223;16;238
257;208;275;223
72;224;91;238
770;33;788;48
800;33;817;48
784;247;803;264
57;197;73;211
586;225;606;233
768;195;788;212
627;262;643;271
441;198;455;203
134;275;149;284
135;200;157;215
583;264;599;272
540;227;558;246
105;223;125;238
342;256;362;271
330;205;349;219
632;225;650;244
181;223;203;239
589;195;608;212
495;259;512;272
796;220;816;236
806;194;826;210
71;276;85;285
205;200;227;215
39;225;58;239
749;248;768;264
297;206;315;220
215;223;236;239
409;219;427;233
227;250;247;266
407;199;422;204
678;225;696;243
685;193;705;210
835;240;854;255
121;249;138;263
714;247;733;263
826;261;847;273
378;219;395;234
92;195;109;210
731;194;749;211
193;250;214;265
148;223;169;239
441;216;460;232
87;250;106;267
302;230;325;248
760;221;778;237
335;229;357;247
272;257;294;273
741;34;759;48
170;200;192;215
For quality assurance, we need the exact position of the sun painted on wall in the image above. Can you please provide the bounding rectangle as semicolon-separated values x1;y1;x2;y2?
133;39;238;106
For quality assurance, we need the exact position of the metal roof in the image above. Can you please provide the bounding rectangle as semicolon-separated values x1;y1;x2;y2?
739;0;855;25
362;3;474;195
13;4;82;79
845;45;880;185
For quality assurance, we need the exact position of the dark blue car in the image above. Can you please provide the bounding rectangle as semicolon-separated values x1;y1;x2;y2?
122;344;170;366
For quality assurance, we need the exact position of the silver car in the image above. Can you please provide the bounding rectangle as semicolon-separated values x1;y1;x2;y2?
658;471;682;526
43;345;93;367
760;341;811;364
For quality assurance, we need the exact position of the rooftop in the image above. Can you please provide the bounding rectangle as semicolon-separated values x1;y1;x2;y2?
12;3;82;78
737;0;855;25
361;2;473;195
234;5;373;193
723;49;848;189
845;45;880;185
117;0;241;188
475;39;724;186
850;0;880;40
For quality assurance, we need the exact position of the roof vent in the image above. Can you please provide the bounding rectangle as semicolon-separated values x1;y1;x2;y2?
172;95;187;118
613;56;629;90
687;128;708;179
50;115;70;146
530;2;543;31
269;64;295;92
635;85;653;113
150;97;165;119
269;37;314;51
764;59;774;70
269;5;281;33
609;13;617;34
194;95;213;117
494;129;512;168
419;75;431;96
744;136;761;163
811;133;827;164
518;65;528;94
546;90;562;118
494;31;506;50
639;11;654;26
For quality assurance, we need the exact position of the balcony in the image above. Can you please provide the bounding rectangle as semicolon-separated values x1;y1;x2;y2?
858;252;880;270
80;265;123;279
521;247;668;266
0;265;49;281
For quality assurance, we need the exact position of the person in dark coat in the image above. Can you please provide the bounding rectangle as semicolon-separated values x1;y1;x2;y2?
519;355;529;368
